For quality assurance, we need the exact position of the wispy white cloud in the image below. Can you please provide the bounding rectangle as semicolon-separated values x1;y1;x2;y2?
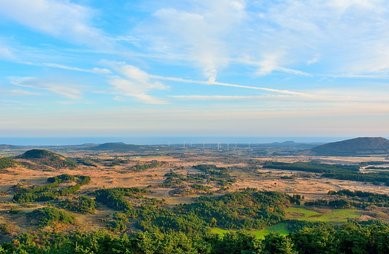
170;87;389;109
328;0;378;12
171;95;267;101
42;63;111;74
132;0;389;78
0;43;14;60
0;41;113;75
10;89;40;96
0;0;110;48
44;84;82;99
138;0;246;82
256;52;285;76
10;77;82;99
249;0;389;76
107;63;168;104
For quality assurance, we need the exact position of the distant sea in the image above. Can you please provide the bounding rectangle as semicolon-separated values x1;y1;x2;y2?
0;136;347;146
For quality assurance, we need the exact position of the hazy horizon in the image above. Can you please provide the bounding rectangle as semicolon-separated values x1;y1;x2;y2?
0;136;385;146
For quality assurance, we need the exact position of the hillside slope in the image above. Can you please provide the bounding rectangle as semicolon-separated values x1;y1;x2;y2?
91;142;140;152
16;149;76;169
312;137;389;156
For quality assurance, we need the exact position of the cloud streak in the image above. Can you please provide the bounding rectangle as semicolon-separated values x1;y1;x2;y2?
150;74;308;96
0;0;110;48
132;0;389;78
10;77;82;99
107;63;168;104
42;63;111;74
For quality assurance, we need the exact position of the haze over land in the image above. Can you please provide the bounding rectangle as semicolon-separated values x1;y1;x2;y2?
0;136;352;146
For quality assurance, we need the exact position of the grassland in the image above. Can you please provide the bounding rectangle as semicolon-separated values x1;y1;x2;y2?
0;149;387;236
210;222;289;239
210;206;361;239
285;206;360;222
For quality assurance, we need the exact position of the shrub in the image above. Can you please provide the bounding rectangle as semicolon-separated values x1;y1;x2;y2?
0;157;15;169
28;207;75;227
58;196;96;214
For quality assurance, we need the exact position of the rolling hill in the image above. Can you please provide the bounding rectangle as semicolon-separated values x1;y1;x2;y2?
90;142;140;152
16;149;76;169
312;137;389;156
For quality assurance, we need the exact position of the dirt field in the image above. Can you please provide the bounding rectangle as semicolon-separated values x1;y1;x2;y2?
1;154;387;202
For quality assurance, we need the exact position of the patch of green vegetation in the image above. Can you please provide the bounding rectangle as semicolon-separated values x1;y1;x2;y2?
58;196;96;214
1;186;389;254
190;184;211;191
107;212;128;232
94;187;147;211
27;207;75;227
286;207;320;218
0;157;16;169
128;160;167;171
74;158;97;167
323;171;389;186
210;223;290;239
161;165;236;195
285;206;360;222
329;189;389;207
92;157;129;167
177;189;290;229
209;227;228;235
360;161;388;166
139;208;207;234
318;209;360;222
192;164;236;187
161;171;186;188
47;174;90;185
264;161;359;174
13;174;90;203
364;166;389;170
264;161;389;186
252;223;290;238
1;221;389;253
304;199;351;209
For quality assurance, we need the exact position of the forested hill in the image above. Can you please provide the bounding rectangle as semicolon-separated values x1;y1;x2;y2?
312;137;389;156
91;142;141;152
16;149;76;169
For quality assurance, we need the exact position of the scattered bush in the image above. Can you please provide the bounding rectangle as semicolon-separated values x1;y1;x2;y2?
0;157;15;169
58;196;96;214
28;207;75;227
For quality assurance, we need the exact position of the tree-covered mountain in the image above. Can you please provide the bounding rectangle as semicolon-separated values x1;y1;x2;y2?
312;137;389;156
16;149;76;169
90;142;141;152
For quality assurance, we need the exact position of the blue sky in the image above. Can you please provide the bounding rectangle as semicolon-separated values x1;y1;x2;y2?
0;0;388;138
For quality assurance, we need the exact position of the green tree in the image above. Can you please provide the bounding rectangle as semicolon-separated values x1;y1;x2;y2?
262;233;295;254
291;224;335;254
